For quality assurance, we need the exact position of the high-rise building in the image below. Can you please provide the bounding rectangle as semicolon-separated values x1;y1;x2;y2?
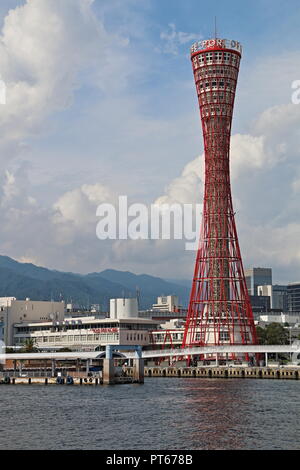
257;284;288;311
250;293;271;314
245;267;272;295
287;283;300;313
183;38;257;348
272;285;288;310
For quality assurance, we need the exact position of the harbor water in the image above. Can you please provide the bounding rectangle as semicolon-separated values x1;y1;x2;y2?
0;378;299;450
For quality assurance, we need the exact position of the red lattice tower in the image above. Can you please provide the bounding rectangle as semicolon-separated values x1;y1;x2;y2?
182;38;257;351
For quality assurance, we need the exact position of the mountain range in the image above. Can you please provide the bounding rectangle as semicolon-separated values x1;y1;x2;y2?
0;256;190;310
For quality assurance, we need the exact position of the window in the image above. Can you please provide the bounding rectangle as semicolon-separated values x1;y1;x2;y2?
219;331;230;341
216;52;223;63
195;332;204;342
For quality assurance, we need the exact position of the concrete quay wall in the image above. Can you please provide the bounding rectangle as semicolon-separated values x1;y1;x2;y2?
140;366;300;380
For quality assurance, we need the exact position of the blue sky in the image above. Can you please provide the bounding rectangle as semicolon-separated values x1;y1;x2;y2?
0;0;300;284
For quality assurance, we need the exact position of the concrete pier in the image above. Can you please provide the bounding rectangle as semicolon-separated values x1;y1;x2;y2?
132;358;144;384
102;359;115;385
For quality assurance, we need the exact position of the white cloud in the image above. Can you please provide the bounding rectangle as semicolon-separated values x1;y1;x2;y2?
53;183;115;228
0;1;300;284
154;132;276;207
0;0;132;166
159;23;200;56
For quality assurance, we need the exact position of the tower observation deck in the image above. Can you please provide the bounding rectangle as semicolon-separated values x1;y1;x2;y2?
182;38;257;351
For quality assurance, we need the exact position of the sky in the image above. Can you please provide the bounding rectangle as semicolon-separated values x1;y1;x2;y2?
0;0;300;284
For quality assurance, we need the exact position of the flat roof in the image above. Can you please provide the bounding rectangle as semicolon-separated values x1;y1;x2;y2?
14;317;161;327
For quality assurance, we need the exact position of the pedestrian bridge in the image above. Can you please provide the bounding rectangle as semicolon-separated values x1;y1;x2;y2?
1;344;300;361
125;344;300;359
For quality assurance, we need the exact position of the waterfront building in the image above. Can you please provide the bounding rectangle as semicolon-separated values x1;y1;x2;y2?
13;315;160;351
0;297;65;347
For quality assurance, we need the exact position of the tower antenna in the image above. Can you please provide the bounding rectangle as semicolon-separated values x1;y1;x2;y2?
214;16;217;39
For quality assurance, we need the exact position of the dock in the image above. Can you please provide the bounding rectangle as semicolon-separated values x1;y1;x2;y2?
1;365;299;385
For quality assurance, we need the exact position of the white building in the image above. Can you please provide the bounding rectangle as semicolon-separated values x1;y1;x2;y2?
152;295;181;312
259;313;300;325
0;297;65;346
13;316;160;351
7;297;159;351
110;298;138;319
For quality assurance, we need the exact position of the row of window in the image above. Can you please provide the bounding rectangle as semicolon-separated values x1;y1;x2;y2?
195;67;238;81
193;52;240;68
15;332;148;344
151;333;184;342
192;316;250;322
15;334;119;343
151;331;249;343
15;323;156;333
194;331;231;341
201;105;233;118
198;93;234;106
197;79;236;92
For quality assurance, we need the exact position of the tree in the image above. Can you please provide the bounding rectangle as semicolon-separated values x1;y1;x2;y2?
22;338;37;353
256;326;267;345
256;323;289;345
